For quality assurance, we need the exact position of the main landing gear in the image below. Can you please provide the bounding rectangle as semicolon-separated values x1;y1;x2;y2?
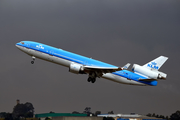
31;56;35;64
87;77;96;83
87;72;96;83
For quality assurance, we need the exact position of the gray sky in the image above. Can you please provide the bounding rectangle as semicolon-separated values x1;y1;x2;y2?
0;0;180;116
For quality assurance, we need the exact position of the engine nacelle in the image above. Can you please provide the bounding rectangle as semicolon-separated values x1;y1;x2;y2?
132;64;167;79
69;63;84;74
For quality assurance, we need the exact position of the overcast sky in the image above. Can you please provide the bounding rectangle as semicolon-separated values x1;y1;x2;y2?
0;0;180;116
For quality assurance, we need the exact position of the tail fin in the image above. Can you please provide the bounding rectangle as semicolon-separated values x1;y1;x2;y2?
143;56;168;70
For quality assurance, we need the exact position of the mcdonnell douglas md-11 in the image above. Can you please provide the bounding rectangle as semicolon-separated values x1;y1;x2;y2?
16;41;168;86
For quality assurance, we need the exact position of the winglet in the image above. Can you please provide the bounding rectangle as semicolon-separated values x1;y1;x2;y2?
122;63;131;69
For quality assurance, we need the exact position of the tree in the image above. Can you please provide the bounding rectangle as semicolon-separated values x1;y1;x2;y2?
103;117;114;120
146;113;152;117
156;114;159;118
0;112;13;120
83;107;92;116
83;107;91;113
95;111;101;116
108;111;114;114
4;113;13;120
159;115;165;119
12;103;27;119
165;116;169;120
152;113;156;117
72;111;80;114
0;112;6;118
12;102;34;119
45;117;51;120
24;102;34;118
170;110;180;120
147;113;165;119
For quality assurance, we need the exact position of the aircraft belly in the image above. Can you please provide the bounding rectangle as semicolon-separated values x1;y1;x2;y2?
16;46;32;56
102;73;146;86
51;55;71;67
23;48;71;67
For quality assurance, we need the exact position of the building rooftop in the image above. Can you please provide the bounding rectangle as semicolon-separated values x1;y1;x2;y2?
35;113;87;118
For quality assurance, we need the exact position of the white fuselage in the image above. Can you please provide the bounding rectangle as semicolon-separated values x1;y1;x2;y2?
16;44;145;86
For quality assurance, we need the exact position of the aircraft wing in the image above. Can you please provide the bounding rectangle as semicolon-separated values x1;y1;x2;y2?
138;79;156;82
83;66;123;73
83;63;130;74
138;77;166;82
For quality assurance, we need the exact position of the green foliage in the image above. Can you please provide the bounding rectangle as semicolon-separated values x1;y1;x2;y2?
103;117;114;120
0;112;13;120
108;111;114;114
165;116;170;120
95;111;101;116
12;102;34;119
83;107;92;116
146;113;166;119
72;111;80;114
146;111;180;120
45;117;51;120
170;110;180;120
0;112;6;118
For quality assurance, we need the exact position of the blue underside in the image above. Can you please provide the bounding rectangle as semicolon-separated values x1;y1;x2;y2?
16;41;157;86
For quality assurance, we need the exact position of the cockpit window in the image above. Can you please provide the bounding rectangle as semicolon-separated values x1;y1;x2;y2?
20;41;24;44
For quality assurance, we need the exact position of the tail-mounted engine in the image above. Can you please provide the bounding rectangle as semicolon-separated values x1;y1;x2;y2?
69;63;84;74
132;64;167;79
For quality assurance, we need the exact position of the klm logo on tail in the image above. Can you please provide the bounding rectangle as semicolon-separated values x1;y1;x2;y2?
147;62;159;70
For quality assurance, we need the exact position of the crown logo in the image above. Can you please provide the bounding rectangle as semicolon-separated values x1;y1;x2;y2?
151;62;157;65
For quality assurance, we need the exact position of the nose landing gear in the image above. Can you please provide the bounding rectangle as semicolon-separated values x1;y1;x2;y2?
31;56;35;64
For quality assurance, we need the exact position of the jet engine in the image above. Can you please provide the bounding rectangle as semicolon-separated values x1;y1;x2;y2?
132;64;167;79
69;63;84;74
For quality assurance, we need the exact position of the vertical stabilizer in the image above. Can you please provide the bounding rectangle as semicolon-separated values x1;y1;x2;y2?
143;56;168;70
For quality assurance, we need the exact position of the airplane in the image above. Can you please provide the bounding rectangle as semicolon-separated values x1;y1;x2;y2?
16;41;168;86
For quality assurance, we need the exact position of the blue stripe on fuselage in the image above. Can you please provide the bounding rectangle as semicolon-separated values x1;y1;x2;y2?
16;41;157;86
16;41;117;67
113;70;157;86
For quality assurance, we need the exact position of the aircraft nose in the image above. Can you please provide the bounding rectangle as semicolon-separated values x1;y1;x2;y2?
15;42;24;50
15;42;20;48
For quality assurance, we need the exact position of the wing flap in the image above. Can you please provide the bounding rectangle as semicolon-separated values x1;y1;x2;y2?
138;79;156;82
83;66;123;73
83;63;130;78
